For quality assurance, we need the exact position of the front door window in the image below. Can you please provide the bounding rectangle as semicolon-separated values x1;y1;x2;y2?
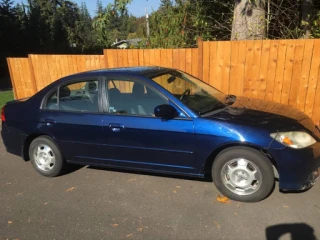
106;79;168;116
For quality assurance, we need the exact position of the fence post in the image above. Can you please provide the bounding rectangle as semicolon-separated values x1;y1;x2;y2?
197;37;204;80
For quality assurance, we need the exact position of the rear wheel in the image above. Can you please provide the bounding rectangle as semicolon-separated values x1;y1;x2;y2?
29;136;65;177
212;147;274;202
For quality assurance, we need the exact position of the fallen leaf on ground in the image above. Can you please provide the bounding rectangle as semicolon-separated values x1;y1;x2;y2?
137;227;143;232
282;204;289;208
213;221;221;230
65;187;76;192
173;190;177;193
128;178;136;182
216;195;231;204
126;233;133;237
176;186;181;189
112;224;119;227
8;221;12;224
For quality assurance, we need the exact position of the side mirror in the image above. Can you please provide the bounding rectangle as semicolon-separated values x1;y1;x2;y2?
154;104;178;119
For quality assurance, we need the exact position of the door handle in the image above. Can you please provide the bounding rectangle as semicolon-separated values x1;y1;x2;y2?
45;119;56;125
109;123;124;132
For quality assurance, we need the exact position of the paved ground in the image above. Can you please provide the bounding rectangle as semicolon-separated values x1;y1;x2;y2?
1;138;320;240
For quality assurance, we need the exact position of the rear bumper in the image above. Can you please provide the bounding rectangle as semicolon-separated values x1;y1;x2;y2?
269;142;320;191
1;124;23;157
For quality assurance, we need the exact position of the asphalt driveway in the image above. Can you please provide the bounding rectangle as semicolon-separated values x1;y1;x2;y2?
1;137;320;240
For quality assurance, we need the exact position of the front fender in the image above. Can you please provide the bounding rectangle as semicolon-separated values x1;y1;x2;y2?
193;118;273;174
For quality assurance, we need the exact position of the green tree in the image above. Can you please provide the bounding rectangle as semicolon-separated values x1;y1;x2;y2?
92;0;134;47
74;2;96;52
96;0;104;14
301;0;314;38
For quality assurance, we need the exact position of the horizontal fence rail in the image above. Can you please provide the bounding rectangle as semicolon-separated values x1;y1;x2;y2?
6;39;320;125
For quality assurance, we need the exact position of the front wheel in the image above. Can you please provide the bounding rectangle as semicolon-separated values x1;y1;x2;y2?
29;136;65;177
212;147;274;202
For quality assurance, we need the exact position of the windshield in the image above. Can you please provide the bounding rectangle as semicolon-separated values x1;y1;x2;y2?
151;70;227;114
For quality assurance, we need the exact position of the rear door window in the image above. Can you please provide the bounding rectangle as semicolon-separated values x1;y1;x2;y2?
44;79;100;112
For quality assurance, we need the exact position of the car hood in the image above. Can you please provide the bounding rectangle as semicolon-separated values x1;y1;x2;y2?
205;96;320;139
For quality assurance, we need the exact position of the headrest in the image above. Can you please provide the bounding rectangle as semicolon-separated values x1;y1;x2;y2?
108;88;121;97
132;82;145;96
60;86;71;98
88;82;98;94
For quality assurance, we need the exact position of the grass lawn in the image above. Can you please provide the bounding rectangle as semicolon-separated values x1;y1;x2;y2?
0;90;14;109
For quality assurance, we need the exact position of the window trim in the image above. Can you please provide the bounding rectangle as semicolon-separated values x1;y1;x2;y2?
101;75;191;119
41;77;103;114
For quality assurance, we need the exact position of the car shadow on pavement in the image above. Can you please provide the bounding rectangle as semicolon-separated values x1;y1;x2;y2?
60;164;86;176
86;165;213;183
280;187;313;194
266;223;317;240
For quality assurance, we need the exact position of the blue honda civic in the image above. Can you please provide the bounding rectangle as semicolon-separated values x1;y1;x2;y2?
1;66;320;202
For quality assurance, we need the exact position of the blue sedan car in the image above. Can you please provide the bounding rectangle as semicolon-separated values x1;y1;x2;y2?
1;67;320;202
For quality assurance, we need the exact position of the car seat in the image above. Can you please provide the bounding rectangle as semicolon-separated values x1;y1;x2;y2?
131;82;148;115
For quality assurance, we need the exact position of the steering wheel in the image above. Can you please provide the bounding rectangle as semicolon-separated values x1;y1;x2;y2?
180;89;191;101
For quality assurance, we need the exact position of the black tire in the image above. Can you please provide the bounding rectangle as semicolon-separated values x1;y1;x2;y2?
29;136;65;177
212;147;274;202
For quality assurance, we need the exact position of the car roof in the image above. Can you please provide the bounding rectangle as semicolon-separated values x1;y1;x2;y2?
69;66;173;79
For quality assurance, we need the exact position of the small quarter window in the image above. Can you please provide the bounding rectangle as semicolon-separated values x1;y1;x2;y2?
45;91;58;110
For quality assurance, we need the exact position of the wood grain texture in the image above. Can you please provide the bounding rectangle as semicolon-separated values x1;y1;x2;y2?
243;40;255;97
305;39;320;118
202;41;210;83
213;41;224;90
154;49;161;67
172;49;180;69
265;41;279;101
250;40;263;98
191;48;199;78
185;48;192;74
258;40;270;99
280;40;296;105
297;39;314;112
221;41;232;94
179;49;186;72
273;40;287;103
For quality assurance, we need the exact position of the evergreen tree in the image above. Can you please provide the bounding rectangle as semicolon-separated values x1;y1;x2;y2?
75;2;96;52
96;0;104;15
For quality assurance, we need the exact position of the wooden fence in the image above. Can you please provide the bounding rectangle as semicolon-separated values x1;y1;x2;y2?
6;39;320;125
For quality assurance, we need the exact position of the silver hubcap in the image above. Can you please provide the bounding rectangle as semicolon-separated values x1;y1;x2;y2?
33;144;55;172
221;158;262;196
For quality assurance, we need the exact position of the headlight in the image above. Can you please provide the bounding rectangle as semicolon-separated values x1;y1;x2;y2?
270;131;316;149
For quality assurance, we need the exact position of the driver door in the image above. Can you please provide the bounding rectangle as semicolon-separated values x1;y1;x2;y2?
101;76;197;174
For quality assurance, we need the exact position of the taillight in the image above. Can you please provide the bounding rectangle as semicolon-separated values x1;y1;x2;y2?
1;106;5;122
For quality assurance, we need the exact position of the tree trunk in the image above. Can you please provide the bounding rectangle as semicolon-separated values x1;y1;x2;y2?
231;0;266;40
300;0;314;39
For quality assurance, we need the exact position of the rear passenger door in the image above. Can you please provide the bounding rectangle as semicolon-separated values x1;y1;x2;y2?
39;77;106;164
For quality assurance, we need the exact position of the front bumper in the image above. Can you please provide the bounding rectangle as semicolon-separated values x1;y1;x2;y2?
269;141;320;191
